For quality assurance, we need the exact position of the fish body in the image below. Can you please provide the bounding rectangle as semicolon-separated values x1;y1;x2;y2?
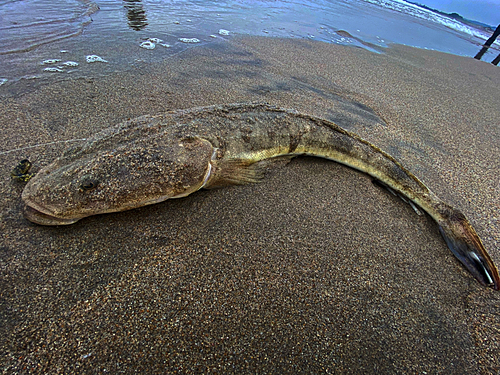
21;103;500;290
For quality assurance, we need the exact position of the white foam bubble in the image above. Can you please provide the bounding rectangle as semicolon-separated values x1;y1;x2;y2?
140;41;156;49
63;61;79;66
179;38;200;43
0;78;7;86
41;59;61;65
44;67;64;72
218;29;230;36
86;55;108;63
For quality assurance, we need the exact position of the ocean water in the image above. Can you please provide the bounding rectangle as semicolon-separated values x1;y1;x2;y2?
0;0;498;90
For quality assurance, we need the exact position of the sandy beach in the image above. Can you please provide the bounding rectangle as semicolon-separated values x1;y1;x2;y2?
1;36;499;373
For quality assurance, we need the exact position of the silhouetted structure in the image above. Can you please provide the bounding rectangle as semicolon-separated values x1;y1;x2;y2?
124;0;148;31
474;24;500;65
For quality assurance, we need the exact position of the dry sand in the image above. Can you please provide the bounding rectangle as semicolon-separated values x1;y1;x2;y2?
1;36;499;373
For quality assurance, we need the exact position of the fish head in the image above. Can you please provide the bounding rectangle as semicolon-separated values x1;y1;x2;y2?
22;134;213;225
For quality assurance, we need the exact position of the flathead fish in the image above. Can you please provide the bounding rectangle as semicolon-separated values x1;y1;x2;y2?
21;103;500;290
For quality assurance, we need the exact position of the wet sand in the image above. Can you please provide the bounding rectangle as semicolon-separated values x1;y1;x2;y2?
1;37;499;373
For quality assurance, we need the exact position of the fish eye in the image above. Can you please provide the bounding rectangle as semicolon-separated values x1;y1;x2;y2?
79;178;99;191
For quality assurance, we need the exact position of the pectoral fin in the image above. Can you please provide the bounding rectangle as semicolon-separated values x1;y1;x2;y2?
204;155;295;189
203;159;268;188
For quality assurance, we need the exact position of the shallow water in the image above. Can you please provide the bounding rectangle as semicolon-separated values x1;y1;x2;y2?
0;0;498;92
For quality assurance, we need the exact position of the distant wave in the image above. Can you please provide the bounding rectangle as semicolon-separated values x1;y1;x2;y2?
0;0;99;54
360;0;497;46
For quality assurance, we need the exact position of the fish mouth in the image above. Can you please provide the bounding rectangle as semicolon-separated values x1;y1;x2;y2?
23;204;80;226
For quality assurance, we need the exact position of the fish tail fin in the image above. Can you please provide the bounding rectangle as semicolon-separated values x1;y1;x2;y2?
438;204;500;290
